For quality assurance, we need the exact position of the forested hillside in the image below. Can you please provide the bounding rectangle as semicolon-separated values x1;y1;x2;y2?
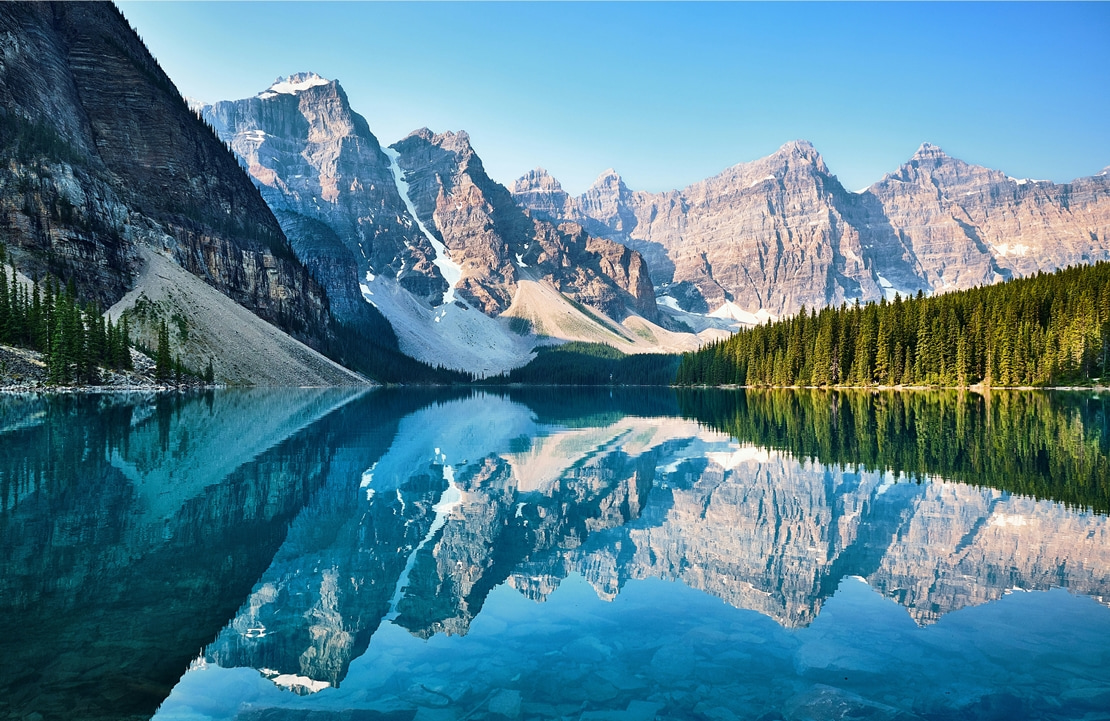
483;342;679;386
676;263;1110;387
0;248;134;384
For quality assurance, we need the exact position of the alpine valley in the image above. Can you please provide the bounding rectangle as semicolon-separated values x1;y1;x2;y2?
1;1;1109;382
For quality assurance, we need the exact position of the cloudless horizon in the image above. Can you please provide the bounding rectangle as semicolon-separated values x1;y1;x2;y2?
117;1;1110;195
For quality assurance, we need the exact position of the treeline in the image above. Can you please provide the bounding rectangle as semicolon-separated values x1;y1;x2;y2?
677;263;1110;387
482;342;680;386
0;248;133;384
325;320;472;385
678;388;1110;513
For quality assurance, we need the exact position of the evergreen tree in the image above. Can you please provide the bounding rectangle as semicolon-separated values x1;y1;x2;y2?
676;262;1110;388
155;320;172;381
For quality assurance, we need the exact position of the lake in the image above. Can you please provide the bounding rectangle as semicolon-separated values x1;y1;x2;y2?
1;388;1108;721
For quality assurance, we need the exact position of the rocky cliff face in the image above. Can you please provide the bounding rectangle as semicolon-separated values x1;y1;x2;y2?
0;4;335;355
868;143;1110;290
514;141;1110;320
391;128;658;320
202;80;671;374
200;74;442;324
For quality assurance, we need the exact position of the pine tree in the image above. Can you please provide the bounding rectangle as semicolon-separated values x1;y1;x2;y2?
155;320;172;381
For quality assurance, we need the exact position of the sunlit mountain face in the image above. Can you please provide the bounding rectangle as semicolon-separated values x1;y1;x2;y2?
2;389;1108;720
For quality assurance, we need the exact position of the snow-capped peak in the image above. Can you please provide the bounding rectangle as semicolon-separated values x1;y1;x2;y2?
258;72;331;99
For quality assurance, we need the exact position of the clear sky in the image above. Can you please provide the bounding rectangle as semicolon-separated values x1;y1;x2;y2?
117;1;1110;195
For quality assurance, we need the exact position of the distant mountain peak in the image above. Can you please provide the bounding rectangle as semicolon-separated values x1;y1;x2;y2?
781;139;816;153
590;168;626;189
768;139;827;174
402;128;472;153
512;168;564;194
912;142;949;160
258;72;332;99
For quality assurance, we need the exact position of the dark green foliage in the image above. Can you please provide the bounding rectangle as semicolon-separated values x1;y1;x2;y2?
678;388;1110;513
0;246;133;384
323;319;472;385
155;320;172;381
485;342;680;386
0;110;83;165
677;263;1110;388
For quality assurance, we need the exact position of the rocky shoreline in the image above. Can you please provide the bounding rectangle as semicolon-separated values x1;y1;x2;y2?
0;345;213;393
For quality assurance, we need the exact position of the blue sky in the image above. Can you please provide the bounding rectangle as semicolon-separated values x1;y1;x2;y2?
118;1;1110;195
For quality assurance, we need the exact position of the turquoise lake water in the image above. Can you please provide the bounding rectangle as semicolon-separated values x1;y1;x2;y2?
1;388;1108;721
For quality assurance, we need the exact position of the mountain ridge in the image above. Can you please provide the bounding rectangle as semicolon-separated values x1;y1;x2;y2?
199;73;715;376
514;140;1110;320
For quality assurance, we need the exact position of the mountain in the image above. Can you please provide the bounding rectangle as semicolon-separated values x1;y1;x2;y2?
200;77;715;376
0;3;363;385
513;141;1110;322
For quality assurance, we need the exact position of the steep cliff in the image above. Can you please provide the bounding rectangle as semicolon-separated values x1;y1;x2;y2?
391;127;658;321
200;74;436;326
0;3;353;383
202;79;699;375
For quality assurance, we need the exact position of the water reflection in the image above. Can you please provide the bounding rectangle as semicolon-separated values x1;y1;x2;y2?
171;389;1109;720
0;389;369;720
2;388;1109;720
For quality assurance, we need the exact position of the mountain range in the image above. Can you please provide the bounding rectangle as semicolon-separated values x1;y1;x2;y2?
513;142;1110;324
198;72;1110;376
2;1;1108;382
197;73;704;377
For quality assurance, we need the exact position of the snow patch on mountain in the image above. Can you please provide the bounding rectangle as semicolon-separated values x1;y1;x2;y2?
360;275;533;377
382;147;463;306
708;301;775;326
993;242;1031;257
875;274;902;301
262;72;331;97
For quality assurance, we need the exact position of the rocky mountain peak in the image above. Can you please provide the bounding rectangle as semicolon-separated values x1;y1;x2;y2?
512;167;564;194
780;138;816;155
586;169;631;200
772;139;828;174
592;168;624;185
511;168;570;222
912;142;948;159
258;72;332;99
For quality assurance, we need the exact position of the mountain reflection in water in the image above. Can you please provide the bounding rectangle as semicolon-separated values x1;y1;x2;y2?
1;388;1108;721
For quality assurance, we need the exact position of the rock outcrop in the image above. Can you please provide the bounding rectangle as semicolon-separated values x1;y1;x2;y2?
514;141;1110;320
